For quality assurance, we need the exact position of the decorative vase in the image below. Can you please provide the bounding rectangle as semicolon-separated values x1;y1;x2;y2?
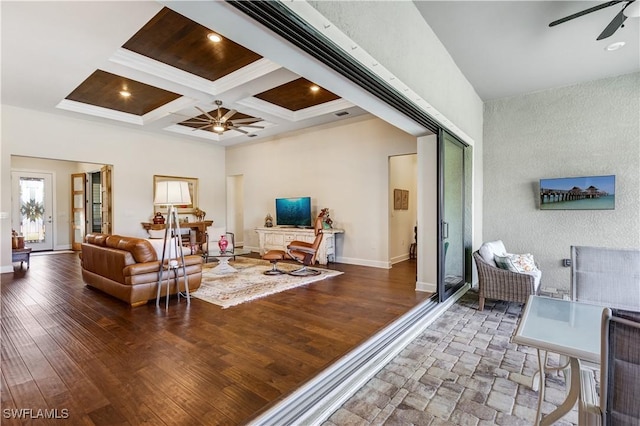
153;212;165;224
218;235;228;254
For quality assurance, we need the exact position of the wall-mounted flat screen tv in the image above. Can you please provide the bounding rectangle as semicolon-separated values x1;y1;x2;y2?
275;197;312;227
539;175;615;210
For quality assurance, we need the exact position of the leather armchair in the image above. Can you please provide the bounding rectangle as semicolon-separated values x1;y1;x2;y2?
286;216;324;276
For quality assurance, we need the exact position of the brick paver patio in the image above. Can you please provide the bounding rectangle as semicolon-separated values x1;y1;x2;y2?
324;291;579;425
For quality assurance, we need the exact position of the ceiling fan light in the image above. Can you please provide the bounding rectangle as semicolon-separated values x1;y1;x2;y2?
213;124;225;133
623;1;640;18
605;41;626;51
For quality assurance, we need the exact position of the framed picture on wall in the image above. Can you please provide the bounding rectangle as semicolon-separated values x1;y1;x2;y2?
539;175;615;210
153;175;199;214
394;188;409;210
394;189;402;210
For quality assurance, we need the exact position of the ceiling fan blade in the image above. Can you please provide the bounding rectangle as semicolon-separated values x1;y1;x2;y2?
195;123;214;131
549;1;623;26
180;118;210;124
234;125;264;129
229;127;248;134
221;109;236;123
195;106;216;122
597;8;627;39
228;117;262;124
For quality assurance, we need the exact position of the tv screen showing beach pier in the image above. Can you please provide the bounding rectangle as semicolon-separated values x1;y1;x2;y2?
539;175;615;210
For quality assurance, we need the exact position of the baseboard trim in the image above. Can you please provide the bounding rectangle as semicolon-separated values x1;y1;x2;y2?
249;283;471;426
334;256;391;269
416;281;437;293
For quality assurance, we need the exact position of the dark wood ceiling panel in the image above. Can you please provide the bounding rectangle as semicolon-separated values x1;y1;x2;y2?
65;70;181;115
254;78;340;111
123;7;262;81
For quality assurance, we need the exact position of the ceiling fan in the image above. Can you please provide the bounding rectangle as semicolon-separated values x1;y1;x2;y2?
549;0;640;40
179;100;264;135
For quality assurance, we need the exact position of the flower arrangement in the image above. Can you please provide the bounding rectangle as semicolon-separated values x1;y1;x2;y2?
319;208;333;228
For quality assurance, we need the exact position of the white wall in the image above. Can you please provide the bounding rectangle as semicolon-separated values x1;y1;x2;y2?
226;115;417;268
1;105;226;271
389;154;417;264
483;73;640;292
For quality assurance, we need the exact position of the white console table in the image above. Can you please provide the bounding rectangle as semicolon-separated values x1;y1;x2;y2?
255;227;344;265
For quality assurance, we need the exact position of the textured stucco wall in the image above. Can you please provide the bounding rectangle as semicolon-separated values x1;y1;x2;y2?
483;73;640;291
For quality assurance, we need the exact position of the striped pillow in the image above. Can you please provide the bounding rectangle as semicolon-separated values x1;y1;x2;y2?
494;255;519;272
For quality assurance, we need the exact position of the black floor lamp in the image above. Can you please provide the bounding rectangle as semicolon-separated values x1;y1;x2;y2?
153;180;191;309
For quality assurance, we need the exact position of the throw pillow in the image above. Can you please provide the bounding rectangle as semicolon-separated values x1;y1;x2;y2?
510;253;537;272
494;254;519;272
479;240;508;266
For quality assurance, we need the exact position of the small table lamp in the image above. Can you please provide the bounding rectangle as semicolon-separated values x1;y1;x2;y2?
153;181;192;308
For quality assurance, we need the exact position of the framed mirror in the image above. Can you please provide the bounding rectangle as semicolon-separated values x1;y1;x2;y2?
153;175;198;214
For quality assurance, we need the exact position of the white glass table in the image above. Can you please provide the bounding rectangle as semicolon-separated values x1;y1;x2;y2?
207;248;251;274
512;295;604;425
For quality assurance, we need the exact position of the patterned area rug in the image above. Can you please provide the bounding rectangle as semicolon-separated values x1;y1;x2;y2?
192;257;343;309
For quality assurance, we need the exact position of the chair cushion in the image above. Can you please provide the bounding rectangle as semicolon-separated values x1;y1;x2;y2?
479;240;507;266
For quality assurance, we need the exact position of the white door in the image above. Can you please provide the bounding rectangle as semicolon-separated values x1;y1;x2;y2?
12;171;54;251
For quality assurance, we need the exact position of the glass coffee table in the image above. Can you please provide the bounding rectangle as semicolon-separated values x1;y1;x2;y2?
206;248;251;274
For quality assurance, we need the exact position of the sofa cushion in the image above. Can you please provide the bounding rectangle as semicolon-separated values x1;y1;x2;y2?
105;235;157;263
147;237;192;259
479;240;507;266
85;233;108;246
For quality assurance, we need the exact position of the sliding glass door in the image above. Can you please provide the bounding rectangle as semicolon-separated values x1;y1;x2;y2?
438;131;469;301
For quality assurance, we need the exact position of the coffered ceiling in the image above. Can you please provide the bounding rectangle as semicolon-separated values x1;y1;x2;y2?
10;4;366;147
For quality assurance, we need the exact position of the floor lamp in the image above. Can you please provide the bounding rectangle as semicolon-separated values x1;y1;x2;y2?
154;180;191;308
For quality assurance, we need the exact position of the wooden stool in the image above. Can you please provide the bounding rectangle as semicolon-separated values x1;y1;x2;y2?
262;250;287;275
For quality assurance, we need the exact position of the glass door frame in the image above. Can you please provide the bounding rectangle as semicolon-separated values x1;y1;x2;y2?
437;130;470;302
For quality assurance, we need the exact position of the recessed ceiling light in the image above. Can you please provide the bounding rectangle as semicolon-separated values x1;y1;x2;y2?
207;33;222;43
605;41;626;51
119;90;131;98
310;85;320;92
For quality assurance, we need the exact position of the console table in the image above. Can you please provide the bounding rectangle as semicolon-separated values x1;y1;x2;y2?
255;227;343;265
141;220;213;253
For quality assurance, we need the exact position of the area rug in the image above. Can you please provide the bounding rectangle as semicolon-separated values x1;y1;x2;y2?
191;257;343;309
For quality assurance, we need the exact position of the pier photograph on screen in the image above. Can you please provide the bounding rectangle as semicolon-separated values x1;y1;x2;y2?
539;175;615;210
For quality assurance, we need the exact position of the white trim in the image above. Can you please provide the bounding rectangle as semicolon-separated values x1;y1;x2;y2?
110;49;282;96
249;283;471;426
56;99;143;125
416;280;437;293
334;256;391;269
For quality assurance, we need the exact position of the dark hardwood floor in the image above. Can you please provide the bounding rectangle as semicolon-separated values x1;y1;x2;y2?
1;252;429;425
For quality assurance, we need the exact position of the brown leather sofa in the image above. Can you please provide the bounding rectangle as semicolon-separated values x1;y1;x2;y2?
80;233;202;307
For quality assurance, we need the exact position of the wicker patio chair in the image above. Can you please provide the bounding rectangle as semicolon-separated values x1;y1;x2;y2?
473;250;540;311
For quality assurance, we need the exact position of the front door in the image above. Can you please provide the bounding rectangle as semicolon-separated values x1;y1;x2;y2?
12;171;54;251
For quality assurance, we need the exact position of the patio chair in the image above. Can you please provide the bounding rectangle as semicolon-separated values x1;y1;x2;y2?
579;308;640;425
473;240;541;310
